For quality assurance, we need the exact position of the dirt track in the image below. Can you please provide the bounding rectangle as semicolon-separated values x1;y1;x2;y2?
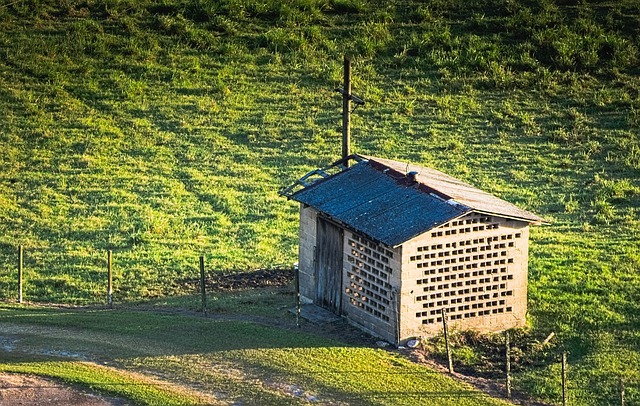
0;373;126;406
0;268;551;406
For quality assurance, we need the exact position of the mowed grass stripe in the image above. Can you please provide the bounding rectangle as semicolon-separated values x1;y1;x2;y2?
0;359;218;406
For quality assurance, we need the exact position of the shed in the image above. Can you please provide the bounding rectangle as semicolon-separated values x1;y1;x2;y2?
282;154;545;344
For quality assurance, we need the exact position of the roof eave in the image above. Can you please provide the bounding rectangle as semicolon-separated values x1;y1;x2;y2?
280;154;367;199
469;209;549;226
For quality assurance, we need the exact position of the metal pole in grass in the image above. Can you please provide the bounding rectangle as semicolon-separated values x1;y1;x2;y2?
562;351;568;406
620;377;625;406
441;308;453;374
505;330;512;399
107;250;113;308
199;256;207;316
294;263;301;328
17;245;23;303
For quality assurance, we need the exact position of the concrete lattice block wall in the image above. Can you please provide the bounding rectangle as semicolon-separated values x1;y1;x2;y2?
399;213;529;341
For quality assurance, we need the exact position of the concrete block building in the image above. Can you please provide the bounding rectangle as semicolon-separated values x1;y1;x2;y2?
282;155;544;344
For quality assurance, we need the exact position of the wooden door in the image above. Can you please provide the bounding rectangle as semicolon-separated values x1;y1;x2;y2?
314;217;344;314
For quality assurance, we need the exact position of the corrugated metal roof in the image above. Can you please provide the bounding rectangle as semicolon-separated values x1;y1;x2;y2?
366;156;546;224
286;155;545;247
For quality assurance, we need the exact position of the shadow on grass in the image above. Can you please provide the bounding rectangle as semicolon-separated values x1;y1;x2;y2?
0;293;521;406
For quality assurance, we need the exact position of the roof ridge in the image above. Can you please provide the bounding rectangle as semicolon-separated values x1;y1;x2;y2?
359;155;546;224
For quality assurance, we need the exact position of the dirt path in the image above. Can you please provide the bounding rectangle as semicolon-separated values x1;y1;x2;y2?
0;310;550;406
0;269;552;406
0;373;127;406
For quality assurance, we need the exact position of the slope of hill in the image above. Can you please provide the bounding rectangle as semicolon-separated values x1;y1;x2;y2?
0;0;639;404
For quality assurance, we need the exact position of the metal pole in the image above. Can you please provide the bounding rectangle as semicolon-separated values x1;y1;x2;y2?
18;245;23;303
505;330;512;399
107;250;113;308
342;55;351;164
620;377;625;406
441;308;453;373
295;264;301;328
200;256;207;316
562;351;568;406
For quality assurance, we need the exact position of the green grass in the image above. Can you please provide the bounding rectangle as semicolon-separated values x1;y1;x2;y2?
0;357;213;406
0;0;639;404
0;303;510;405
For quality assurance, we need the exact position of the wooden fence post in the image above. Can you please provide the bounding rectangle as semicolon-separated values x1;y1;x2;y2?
506;330;512;399
295;263;301;328
18;245;23;303
199;256;207;316
107;250;113;308
441;308;454;373
341;55;351;163
562;351;568;406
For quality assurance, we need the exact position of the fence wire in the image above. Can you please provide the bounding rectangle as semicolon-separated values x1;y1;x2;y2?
1;245;639;406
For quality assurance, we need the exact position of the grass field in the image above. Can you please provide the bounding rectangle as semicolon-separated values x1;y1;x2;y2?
0;300;513;405
0;0;639;404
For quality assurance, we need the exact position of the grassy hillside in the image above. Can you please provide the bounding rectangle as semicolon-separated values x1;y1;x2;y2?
0;0;639;404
